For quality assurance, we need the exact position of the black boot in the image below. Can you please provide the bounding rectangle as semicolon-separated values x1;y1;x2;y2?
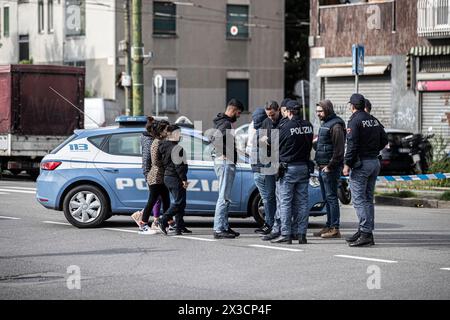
298;234;307;244
270;235;292;244
348;232;375;247
345;230;361;243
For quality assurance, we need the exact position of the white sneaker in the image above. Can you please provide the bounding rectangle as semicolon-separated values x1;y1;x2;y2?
150;221;160;230
138;224;158;235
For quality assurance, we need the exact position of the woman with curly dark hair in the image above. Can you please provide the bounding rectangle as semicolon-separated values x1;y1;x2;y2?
134;117;171;234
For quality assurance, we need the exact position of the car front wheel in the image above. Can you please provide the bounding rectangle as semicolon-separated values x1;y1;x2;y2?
250;192;265;227
63;184;110;228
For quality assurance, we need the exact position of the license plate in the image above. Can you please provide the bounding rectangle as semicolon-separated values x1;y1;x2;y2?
398;148;410;153
413;154;420;162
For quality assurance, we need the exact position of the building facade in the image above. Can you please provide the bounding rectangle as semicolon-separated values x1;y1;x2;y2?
0;0;285;127
309;0;450;151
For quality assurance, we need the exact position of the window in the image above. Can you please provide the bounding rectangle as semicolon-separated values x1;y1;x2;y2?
226;79;249;112
87;135;107;150
153;75;178;113
19;35;30;61
4;6;10;37
38;0;45;33
226;5;249;39
153;1;176;35
48;0;54;33
65;0;86;37
106;133;142;157
64;60;86;67
179;135;214;161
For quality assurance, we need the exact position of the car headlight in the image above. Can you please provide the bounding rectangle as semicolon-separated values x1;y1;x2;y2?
309;176;320;188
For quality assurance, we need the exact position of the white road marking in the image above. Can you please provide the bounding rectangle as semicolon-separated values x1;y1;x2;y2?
0;215;21;220
174;236;217;242
334;255;398;264
249;244;303;252
42;221;72;226
102;228;139;234
0;188;36;194
0;186;37;191
440;268;450;271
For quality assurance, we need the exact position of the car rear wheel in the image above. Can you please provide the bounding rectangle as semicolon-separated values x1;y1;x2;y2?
250;192;265;226
63;185;110;228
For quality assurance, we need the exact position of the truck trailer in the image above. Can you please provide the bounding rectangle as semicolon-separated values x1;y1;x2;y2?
0;64;85;178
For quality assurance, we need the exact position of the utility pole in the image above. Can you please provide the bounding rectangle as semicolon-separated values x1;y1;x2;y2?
123;0;132;115
131;0;144;116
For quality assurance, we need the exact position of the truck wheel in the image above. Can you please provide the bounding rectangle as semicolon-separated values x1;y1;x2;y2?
63;185;110;228
250;192;265;227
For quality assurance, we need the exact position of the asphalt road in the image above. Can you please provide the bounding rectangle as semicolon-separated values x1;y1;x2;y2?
0;178;449;300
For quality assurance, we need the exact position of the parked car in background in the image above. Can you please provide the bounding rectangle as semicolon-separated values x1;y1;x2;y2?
235;123;250;153
379;129;415;175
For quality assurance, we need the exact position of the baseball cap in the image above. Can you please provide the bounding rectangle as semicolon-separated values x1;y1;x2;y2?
286;100;300;111
348;93;365;109
280;98;292;108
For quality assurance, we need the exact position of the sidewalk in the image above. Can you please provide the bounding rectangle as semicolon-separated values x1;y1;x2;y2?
375;186;450;209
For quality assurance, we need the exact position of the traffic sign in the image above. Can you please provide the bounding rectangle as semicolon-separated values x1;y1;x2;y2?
352;44;364;75
230;25;239;36
154;74;163;89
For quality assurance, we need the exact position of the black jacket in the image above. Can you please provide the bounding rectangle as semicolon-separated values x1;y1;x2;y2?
159;140;188;182
279;116;313;164
212;113;237;162
344;110;388;168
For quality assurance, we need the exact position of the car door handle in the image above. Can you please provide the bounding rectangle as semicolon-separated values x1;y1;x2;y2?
102;168;119;173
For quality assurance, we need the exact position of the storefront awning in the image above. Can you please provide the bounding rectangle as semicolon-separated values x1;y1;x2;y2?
409;45;450;56
316;63;391;78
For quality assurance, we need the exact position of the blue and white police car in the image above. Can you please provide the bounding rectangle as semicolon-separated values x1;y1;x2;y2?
36;116;326;228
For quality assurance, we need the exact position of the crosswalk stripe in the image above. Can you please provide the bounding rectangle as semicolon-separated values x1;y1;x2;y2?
0;186;37;191
334;254;398;264
42;221;72;226
249;244;303;252
0;188;36;194
0;216;21;220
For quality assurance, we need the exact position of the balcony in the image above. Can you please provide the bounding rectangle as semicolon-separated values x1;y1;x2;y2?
418;0;450;38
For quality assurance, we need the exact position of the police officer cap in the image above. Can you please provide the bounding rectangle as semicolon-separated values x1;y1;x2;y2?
285;100;300;111
280;98;292;108
348;93;365;109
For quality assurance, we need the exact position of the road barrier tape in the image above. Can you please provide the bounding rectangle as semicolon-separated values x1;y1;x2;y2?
339;173;450;182
377;173;450;182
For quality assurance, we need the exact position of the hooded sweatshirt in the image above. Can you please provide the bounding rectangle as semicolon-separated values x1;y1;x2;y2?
212;113;238;163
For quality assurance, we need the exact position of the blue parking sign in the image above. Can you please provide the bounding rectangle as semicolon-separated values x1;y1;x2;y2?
352;44;364;75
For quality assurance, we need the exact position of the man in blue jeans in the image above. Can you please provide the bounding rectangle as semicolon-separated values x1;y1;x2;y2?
247;101;281;235
313;100;346;239
211;99;244;239
271;100;313;244
343;93;388;247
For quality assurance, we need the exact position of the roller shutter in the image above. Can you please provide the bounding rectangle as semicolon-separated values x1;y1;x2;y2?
323;76;392;127
421;91;450;153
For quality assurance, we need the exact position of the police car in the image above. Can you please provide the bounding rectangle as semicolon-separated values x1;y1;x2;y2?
36;116;326;228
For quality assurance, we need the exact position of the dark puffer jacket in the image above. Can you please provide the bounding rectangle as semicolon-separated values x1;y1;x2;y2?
159;140;188;182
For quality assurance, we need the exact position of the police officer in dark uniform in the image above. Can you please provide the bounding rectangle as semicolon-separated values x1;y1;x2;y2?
271;100;313;244
343;93;388;247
